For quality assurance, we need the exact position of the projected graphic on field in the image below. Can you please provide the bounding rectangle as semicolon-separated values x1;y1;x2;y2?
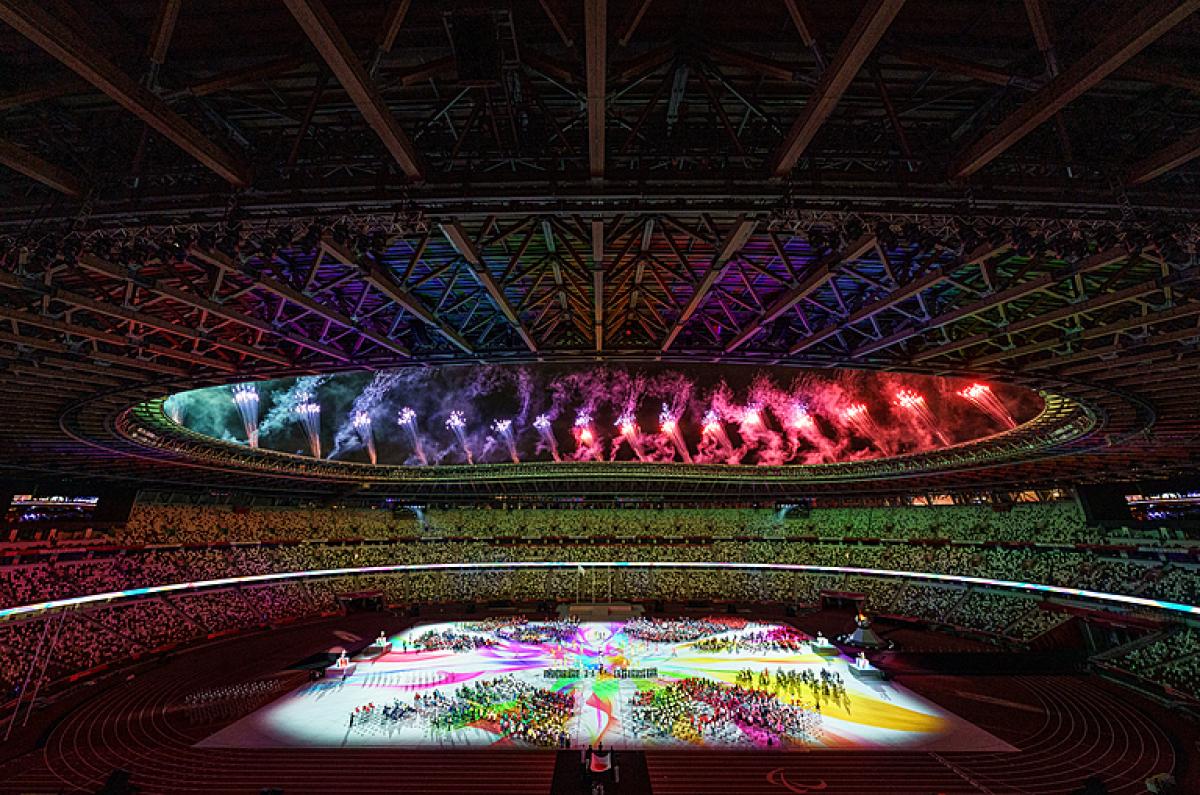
199;618;1013;751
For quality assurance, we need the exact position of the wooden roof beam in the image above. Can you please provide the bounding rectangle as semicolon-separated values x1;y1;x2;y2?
851;246;1127;358
769;0;906;177
585;0;607;180
318;238;472;353
186;246;411;358
661;217;757;352
0;301;238;373
951;0;1200;178
1127;126;1200;185
0;0;251;186
440;222;538;352
592;219;604;352
726;234;875;352
77;253;352;363
0;138;82;196
281;0;424;181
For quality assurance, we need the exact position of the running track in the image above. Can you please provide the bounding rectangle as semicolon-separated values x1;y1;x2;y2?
0;617;1186;794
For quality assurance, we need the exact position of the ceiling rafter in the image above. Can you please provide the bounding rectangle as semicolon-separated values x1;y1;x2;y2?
186;246;411;358
951;0;1200;178
585;0;607;180
440;221;538;352
318;239;472;353
281;0;424;181
0;138;82;196
769;0;906;177
726;234;876;352
660;217;756;351
0;0;251;187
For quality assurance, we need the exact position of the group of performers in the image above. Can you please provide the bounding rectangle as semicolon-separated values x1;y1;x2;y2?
692;626;810;653
629;676;823;746
411;629;498;651
734;665;851;713
346;674;574;748
624;616;748;643
330;617;871;749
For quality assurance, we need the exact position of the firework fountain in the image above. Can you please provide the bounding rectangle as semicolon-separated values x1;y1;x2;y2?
893;389;950;445
294;393;322;458
533;414;561;462
740;403;764;430
784;400;816;460
492;419;520;463
614;412;647;461
840;403;882;448
446;410;473;464
231;383;261;448
788;401;815;432
171;366;1034;467
397;407;428;465
352;411;377;464
701;409;736;462
163;394;185;425
659;404;693;463
573;411;602;460
957;383;1017;429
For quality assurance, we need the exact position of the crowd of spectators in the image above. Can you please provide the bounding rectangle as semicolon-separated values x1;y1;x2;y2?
2;500;1198;703
1106;628;1200;700
3;536;1182;609
117;501;1095;544
120;504;416;543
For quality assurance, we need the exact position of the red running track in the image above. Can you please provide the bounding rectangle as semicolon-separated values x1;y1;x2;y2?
648;675;1181;794
0;616;1189;794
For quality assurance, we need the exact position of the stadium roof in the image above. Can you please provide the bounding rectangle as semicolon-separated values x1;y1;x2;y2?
0;0;1199;498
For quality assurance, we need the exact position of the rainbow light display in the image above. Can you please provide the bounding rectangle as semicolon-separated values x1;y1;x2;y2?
198;618;1013;751
3;562;1198;620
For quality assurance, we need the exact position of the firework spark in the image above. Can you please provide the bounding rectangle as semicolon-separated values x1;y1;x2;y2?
614;412;647;461
352;410;377;465
294;392;322;458
839;402;881;447
572;411;602;460
957;383;1017;429
894;389;949;445
741;404;763;428
659;404;693;463
491;418;520;463
163;394;185;425
701;408;736;461
788;402;814;431
230;383;260;448
446;410;473;464
533;414;561;462
397;407;428;465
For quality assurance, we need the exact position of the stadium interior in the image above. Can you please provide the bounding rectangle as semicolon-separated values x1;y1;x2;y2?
1;1;1200;793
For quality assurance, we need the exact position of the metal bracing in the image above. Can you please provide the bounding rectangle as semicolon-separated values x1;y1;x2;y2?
0;3;1196;220
0;2;1196;497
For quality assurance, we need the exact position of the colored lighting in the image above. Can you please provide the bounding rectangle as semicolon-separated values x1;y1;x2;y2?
2;562;1197;620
